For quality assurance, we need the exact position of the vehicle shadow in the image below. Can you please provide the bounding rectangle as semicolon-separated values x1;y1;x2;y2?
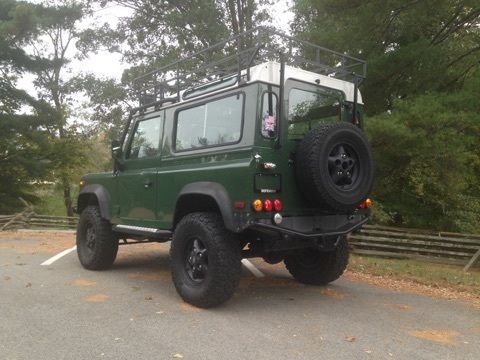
109;245;353;311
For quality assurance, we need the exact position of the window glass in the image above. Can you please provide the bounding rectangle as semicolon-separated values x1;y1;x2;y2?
175;94;243;151
288;87;343;139
127;117;162;159
260;92;278;138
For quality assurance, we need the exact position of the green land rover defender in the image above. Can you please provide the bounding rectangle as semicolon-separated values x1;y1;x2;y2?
76;28;374;308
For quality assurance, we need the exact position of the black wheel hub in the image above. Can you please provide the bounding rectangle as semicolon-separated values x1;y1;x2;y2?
85;224;96;250
327;143;359;190
185;238;208;282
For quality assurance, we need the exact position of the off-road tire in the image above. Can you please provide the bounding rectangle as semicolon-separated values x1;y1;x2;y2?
295;121;374;212
76;205;118;270
170;212;242;308
284;236;349;285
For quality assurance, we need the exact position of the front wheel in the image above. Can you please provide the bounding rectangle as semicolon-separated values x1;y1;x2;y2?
284;236;349;285
170;212;242;308
76;206;118;270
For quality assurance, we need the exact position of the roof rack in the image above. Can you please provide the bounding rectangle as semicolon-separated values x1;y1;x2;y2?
132;27;367;108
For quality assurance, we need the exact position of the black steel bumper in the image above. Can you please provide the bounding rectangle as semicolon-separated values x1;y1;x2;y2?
250;213;368;239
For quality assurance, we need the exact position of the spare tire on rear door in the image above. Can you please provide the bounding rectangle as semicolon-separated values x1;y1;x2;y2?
295;121;374;212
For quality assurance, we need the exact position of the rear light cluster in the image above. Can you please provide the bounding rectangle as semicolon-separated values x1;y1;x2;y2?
359;198;373;209
252;199;283;212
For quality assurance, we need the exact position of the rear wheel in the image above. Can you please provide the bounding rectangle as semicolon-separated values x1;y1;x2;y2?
170;212;242;308
76;205;118;270
284;236;349;285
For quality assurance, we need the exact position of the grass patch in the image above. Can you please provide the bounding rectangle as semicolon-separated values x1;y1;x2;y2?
32;184;79;216
348;254;480;296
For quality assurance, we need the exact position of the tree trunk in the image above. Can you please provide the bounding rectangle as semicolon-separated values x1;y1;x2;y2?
62;176;74;217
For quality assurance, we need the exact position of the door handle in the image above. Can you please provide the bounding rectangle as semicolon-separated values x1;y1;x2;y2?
144;180;153;188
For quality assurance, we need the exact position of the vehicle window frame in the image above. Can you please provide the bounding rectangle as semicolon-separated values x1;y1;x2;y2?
125;115;163;160
172;91;246;153
259;90;279;140
287;85;345;123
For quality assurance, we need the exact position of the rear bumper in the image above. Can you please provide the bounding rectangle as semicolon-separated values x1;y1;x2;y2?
249;212;368;239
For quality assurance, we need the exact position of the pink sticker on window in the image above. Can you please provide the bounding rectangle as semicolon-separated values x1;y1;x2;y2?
264;115;275;131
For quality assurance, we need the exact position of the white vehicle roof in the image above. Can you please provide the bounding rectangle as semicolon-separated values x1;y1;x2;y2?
248;61;363;104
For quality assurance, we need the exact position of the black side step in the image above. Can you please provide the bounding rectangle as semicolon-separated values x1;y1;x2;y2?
112;224;172;240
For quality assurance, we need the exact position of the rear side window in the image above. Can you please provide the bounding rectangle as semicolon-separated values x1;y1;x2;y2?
175;93;244;151
126;116;162;159
288;87;343;139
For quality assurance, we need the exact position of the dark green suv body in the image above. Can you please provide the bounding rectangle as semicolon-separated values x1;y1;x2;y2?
76;29;374;307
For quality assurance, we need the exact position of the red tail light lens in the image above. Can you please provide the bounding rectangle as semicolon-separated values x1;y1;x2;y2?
263;199;273;212
273;199;283;212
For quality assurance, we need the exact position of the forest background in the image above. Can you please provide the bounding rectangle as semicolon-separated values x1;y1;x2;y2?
1;0;479;232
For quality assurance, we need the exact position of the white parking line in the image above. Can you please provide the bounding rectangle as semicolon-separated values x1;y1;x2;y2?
241;259;265;278
40;246;77;266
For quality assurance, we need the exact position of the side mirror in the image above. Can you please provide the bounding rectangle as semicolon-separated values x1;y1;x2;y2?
111;140;121;158
111;140;123;172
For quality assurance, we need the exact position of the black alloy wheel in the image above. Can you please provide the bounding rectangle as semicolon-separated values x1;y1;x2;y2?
76;205;118;270
170;212;242;308
185;238;209;282
327;143;360;190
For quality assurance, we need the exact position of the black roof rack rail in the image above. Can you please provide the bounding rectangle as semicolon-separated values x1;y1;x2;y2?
132;27;367;109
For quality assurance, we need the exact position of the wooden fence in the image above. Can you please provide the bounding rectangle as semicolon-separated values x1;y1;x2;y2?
349;224;480;271
0;213;78;230
1;212;479;270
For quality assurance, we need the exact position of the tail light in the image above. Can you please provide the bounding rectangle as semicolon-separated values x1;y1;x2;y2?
252;199;263;212
359;198;373;209
273;199;283;212
263;199;273;212
252;199;283;212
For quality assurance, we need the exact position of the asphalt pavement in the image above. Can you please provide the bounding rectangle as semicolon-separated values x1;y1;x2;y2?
0;231;479;360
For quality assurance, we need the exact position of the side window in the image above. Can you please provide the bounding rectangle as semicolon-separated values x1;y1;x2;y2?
288;87;343;139
126;116;162;159
260;92;278;138
175;93;244;151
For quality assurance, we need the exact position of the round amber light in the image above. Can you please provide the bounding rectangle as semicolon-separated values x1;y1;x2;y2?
365;198;373;208
252;199;263;212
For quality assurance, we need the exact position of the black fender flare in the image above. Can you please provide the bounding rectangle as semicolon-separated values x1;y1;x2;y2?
77;184;111;220
173;182;235;232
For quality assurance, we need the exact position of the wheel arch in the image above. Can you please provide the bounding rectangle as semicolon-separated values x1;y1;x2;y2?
173;182;235;232
77;184;111;220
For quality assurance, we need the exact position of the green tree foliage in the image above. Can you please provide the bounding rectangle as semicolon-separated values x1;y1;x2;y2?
367;73;480;232
1;0;111;215
293;0;480;231
25;0;89;216
293;0;480;115
0;0;57;212
80;0;271;80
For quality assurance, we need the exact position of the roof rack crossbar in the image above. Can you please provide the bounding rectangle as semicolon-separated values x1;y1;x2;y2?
133;27;367;109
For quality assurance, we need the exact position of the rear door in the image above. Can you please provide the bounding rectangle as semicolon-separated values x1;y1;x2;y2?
116;113;164;227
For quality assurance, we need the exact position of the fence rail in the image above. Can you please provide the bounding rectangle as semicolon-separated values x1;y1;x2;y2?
0;213;78;230
1;212;479;270
349;224;480;271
